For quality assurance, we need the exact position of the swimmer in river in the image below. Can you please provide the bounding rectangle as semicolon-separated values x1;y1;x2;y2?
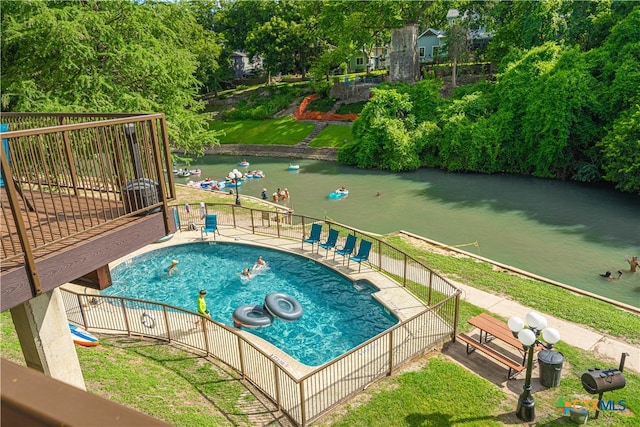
600;270;623;280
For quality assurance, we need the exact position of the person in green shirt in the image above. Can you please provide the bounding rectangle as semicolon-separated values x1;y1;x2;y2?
195;289;210;326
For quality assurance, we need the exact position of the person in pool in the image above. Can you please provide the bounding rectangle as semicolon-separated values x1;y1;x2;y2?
241;268;252;279
167;259;179;276
252;256;267;271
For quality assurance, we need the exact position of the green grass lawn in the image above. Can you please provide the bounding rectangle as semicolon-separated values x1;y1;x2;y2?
0;312;253;426
209;117;315;145
308;125;352;148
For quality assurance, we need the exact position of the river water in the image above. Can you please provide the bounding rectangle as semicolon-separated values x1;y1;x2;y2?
183;155;640;308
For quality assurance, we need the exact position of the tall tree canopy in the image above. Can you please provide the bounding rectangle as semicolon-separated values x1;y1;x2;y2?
1;0;222;154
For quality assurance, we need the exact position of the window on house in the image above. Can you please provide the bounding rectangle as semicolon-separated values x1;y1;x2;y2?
419;47;425;57
432;46;440;60
356;57;364;66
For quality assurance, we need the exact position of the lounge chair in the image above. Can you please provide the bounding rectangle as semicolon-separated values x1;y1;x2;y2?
318;228;339;258
302;223;322;251
348;239;372;272
334;234;357;264
201;214;219;240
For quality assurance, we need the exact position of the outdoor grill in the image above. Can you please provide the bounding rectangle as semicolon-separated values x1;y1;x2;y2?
580;352;628;419
581;367;626;394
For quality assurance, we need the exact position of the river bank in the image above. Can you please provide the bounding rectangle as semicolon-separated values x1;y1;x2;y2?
177;144;338;161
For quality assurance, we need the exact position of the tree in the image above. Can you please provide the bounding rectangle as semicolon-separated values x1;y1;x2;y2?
597;105;640;194
443;21;470;88
485;0;567;64
338;88;421;171
1;0;221;154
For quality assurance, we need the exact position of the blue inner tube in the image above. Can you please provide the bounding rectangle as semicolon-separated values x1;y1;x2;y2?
264;292;303;321
232;304;273;329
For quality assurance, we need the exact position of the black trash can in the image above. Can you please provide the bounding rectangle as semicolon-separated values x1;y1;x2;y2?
121;178;160;214
538;349;564;388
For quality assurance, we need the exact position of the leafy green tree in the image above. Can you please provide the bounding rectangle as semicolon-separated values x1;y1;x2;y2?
442;21;470;88
339;88;421;171
597;105;640;195
1;0;221;154
486;0;567;64
585;7;640;118
187;0;231;94
520;46;601;179
410;79;443;123
438;91;500;173
211;0;275;52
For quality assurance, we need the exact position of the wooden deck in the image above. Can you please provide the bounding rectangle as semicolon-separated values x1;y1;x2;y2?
1;187;172;311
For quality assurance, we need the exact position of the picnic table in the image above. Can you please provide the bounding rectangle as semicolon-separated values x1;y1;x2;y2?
456;313;533;379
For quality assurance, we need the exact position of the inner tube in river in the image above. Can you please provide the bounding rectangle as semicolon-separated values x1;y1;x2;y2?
263;292;303;321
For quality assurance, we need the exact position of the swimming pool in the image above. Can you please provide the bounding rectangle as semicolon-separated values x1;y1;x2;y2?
106;242;398;366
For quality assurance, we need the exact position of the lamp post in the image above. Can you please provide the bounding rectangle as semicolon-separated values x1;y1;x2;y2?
228;169;242;206
508;311;560;422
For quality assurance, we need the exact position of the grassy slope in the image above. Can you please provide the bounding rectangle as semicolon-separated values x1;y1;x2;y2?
209;117;315;145
0;311;252;426
309;125;352;148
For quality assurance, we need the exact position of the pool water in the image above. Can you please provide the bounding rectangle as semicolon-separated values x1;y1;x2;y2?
106;243;398;366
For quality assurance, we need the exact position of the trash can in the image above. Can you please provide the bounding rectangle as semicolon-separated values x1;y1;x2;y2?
538;349;564;388
121;178;160;214
569;406;588;425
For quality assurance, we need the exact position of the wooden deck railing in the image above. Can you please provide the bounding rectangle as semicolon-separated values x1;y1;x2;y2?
1;113;175;298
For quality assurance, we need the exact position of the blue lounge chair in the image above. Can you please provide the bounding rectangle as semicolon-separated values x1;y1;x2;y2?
349;239;372;272
201;214;219;240
173;207;181;231
302;223;322;251
334;234;357;264
318;228;339;258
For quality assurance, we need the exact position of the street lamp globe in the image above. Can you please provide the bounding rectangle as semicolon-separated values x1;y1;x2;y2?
517;329;536;346
542;327;560;345
228;169;242;206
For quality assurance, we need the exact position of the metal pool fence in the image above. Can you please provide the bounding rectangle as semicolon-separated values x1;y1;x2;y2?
61;204;461;426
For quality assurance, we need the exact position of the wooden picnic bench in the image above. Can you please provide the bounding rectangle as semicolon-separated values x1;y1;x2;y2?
456;332;525;379
468;313;543;364
455;313;542;379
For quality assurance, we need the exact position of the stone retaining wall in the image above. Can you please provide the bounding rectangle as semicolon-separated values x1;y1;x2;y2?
177;144;338;161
